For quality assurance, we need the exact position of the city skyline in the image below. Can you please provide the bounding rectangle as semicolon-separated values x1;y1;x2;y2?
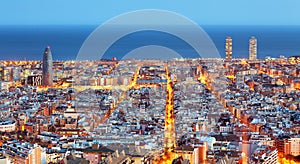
0;1;299;164
1;57;299;163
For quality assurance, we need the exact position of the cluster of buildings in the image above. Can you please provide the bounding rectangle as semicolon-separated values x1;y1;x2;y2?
207;57;299;163
0;39;299;164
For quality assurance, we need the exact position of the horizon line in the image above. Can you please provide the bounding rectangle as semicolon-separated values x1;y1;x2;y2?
1;24;300;26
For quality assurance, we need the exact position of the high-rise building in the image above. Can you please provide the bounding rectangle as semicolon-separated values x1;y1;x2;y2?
42;46;53;87
225;37;233;59
249;36;257;60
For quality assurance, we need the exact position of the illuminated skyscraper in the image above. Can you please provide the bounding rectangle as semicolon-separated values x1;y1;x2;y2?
42;46;53;87
249;36;257;60
225;37;233;59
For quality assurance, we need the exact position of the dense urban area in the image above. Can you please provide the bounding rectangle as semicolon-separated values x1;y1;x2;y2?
0;39;299;164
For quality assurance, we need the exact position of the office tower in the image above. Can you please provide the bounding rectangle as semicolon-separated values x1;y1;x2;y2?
42;46;53;87
225;37;233;59
249;36;257;60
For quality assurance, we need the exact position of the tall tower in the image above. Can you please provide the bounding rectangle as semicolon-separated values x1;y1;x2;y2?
42;46;53;87
225;37;233;59
249;36;257;60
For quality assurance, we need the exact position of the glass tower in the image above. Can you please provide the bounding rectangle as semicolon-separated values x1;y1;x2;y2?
42;46;53;87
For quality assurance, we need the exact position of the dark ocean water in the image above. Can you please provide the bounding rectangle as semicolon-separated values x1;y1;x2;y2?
0;25;299;60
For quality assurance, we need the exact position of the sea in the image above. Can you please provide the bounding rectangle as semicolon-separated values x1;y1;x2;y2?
0;25;299;61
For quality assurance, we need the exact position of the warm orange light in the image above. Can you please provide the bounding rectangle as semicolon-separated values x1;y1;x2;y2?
198;73;208;85
156;65;176;163
241;59;249;66
279;157;297;164
128;66;141;89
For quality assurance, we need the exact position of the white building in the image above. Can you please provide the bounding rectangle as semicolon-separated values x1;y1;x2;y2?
0;120;16;132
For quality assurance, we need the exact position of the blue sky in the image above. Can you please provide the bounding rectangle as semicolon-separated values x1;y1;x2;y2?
0;0;299;25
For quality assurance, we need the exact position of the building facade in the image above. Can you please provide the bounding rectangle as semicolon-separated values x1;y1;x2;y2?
42;46;53;87
225;37;233;59
285;137;300;156
249;36;257;60
0;120;16;132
